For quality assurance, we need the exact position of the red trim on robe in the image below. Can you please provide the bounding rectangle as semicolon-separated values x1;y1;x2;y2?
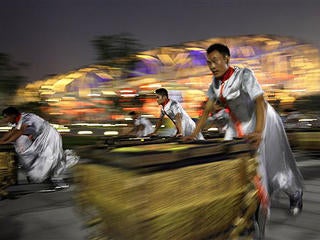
219;67;244;137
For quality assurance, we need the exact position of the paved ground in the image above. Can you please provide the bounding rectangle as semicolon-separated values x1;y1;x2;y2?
265;151;320;240
0;150;319;240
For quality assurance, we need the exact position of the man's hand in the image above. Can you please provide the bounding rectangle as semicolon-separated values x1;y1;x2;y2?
245;132;262;149
147;132;158;137
182;135;195;142
175;133;183;138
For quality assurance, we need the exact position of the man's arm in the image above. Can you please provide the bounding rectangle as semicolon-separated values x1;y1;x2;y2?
0;128;24;144
254;94;266;134
150;116;164;135
186;100;217;140
125;125;136;135
0;128;15;142
173;113;183;136
246;94;266;148
136;124;145;132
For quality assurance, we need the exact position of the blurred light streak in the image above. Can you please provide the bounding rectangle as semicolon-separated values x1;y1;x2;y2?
101;90;117;96
208;127;219;132
0;126;11;132
299;119;317;122
77;131;93;135
103;131;119;136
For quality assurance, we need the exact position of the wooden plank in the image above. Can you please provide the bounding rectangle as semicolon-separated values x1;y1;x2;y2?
77;140;252;170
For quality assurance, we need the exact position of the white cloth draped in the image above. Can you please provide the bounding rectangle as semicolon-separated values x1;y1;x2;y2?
134;116;154;137
13;113;79;183
207;67;303;196
161;100;204;140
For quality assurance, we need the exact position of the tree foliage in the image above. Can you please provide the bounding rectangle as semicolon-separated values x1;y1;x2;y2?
91;33;143;69
0;53;27;98
294;94;320;113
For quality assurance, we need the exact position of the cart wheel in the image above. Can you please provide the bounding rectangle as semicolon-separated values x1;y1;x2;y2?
253;203;267;240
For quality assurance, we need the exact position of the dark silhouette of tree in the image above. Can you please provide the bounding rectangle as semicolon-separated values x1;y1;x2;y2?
0;53;28;104
294;94;320;113
91;33;143;70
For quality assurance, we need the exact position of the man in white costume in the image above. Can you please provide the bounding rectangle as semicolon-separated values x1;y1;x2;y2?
151;88;204;140
128;111;154;137
185;43;303;216
0;107;79;189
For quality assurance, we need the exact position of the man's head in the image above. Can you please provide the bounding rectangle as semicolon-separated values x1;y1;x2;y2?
2;107;20;124
154;88;169;106
206;43;230;79
129;111;139;119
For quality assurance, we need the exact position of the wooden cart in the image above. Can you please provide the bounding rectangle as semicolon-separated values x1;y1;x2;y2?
287;129;320;151
74;139;266;240
0;144;18;199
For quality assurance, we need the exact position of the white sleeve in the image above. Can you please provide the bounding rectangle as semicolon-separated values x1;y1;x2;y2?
241;68;264;100
134;119;141;126
160;109;165;118
207;82;217;101
171;101;182;116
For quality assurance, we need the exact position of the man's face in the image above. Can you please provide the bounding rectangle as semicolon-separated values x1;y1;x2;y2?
132;113;138;120
156;94;166;106
206;50;229;78
3;114;16;124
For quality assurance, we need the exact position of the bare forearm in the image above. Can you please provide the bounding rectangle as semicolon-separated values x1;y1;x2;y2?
191;111;209;138
136;124;145;132
191;100;216;138
255;95;266;133
245;95;266;149
2;130;23;144
153;118;163;133
0;129;14;142
174;114;183;134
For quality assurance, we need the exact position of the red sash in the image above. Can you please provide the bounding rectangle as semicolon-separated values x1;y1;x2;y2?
218;67;244;137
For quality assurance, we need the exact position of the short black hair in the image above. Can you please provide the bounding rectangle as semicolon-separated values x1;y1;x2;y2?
2;107;20;116
129;111;136;116
206;43;230;57
155;88;168;98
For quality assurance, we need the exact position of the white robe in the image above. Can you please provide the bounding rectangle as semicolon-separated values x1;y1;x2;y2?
161;100;204;140
13;113;79;183
207;67;303;196
134;116;154;137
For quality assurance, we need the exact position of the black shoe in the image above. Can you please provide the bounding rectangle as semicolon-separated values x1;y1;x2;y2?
51;178;69;190
289;191;303;216
38;185;56;193
26;176;32;184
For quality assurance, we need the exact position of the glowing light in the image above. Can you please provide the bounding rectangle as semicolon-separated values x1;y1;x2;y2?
77;131;93;135
101;90;117;96
49;112;63;115
46;98;61;102
136;54;157;60
87;93;101;97
115;124;128;127
0;126;12;132
57;128;71;133
185;47;205;52
299;119;317;122
62;96;76;100
103;131;119;136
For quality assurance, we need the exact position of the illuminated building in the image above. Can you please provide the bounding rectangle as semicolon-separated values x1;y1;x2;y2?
15;35;320;123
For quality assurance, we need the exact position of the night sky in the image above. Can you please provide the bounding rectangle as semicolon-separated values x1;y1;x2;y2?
1;0;319;82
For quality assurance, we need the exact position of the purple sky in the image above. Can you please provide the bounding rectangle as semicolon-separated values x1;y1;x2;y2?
1;0;319;82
